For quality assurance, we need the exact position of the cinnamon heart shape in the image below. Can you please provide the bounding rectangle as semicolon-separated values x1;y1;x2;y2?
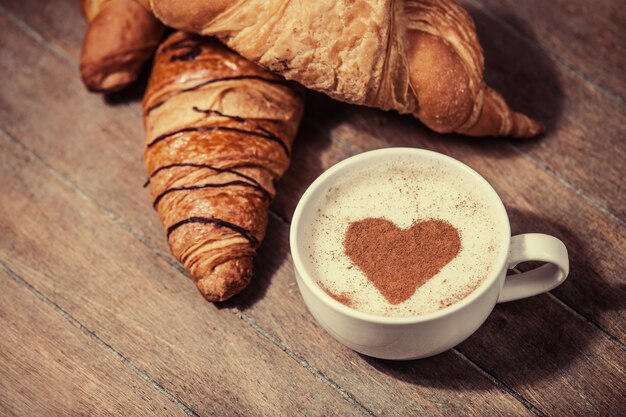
344;218;461;305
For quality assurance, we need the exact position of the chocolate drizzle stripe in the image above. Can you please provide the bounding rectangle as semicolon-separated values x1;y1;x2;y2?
146;100;166;113
143;163;270;196
167;216;258;247
256;126;280;137
192;106;245;122
153;180;270;208
170;44;202;62
145;126;290;156
145;75;292;114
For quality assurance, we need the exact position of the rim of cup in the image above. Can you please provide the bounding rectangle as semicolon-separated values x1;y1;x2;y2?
289;147;512;325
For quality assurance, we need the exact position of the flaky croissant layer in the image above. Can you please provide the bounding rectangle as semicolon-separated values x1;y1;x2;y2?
143;0;543;137
143;32;304;301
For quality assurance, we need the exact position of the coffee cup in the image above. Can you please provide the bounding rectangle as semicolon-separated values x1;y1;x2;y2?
290;147;569;360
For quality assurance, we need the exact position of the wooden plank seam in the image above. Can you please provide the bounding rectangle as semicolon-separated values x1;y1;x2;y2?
0;260;202;417
0;3;75;68
451;348;547;417
238;313;378;417
507;146;626;228
0;126;379;417
506;267;626;353
470;0;626;108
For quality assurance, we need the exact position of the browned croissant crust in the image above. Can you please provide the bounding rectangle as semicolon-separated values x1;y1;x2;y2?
79;0;166;92
143;32;304;301
143;0;543;137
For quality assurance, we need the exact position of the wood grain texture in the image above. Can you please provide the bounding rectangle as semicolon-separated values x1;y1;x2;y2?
470;0;626;102
0;0;83;60
0;270;188;417
0;0;625;416
458;294;626;416
0;124;364;417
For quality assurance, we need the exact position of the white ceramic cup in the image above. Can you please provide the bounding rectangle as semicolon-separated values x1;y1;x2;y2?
290;148;569;360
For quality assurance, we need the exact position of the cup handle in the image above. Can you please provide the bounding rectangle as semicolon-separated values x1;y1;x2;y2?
497;233;569;303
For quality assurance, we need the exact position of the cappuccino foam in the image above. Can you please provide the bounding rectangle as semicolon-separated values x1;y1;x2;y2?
302;155;506;317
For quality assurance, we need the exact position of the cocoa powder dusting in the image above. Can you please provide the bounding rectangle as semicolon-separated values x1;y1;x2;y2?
344;218;461;305
438;280;481;309
320;284;354;307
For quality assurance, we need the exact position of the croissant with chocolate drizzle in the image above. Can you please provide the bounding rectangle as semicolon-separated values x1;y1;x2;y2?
143;32;304;301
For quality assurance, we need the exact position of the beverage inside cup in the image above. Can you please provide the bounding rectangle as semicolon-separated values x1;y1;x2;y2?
299;152;509;318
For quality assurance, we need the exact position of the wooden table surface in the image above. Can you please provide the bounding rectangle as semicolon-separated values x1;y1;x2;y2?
1;1;624;416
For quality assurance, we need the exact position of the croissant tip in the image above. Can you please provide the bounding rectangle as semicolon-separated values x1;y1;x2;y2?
80;70;134;93
80;58;137;93
194;257;254;302
514;117;546;139
533;120;547;136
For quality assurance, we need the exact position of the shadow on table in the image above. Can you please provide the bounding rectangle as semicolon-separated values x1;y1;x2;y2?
507;206;626;318
221;214;291;311
361;294;591;392
223;94;335;309
363;206;619;391
271;91;346;221
467;6;564;139
361;349;510;392
103;64;151;106
438;6;563;152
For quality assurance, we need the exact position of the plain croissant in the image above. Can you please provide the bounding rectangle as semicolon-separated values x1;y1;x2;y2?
143;32;304;301
79;0;165;92
139;0;543;137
